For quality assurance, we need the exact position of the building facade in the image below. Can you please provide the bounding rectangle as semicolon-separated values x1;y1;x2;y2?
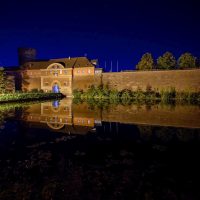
16;56;98;96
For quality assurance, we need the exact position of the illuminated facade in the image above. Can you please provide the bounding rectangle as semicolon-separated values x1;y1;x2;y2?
21;57;97;96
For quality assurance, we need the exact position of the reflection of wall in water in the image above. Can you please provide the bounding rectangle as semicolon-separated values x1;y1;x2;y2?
72;102;101;127
102;104;200;129
22;100;200;131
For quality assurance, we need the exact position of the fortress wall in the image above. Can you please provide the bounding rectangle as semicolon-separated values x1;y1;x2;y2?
73;76;95;91
101;69;200;92
23;77;41;92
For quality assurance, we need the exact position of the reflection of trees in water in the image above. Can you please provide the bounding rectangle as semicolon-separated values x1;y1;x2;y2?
177;129;197;142
0;112;5;128
138;125;200;143
0;109;14;129
0;101;49;124
137;126;153;141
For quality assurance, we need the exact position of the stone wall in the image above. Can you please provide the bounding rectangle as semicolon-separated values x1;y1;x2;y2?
73;76;95;91
101;69;200;92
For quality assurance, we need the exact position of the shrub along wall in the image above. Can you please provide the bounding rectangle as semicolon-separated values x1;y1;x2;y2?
0;92;64;103
101;69;200;92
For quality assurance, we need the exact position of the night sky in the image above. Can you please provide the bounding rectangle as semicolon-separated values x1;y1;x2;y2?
0;0;199;71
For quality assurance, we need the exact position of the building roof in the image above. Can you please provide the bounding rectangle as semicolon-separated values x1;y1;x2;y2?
22;57;95;70
4;66;20;71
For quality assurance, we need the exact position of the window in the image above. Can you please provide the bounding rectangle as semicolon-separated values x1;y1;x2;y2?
64;70;67;74
64;82;68;86
44;106;49;110
64;107;68;111
54;71;58;76
82;70;85;74
88;69;91;74
77;70;80;74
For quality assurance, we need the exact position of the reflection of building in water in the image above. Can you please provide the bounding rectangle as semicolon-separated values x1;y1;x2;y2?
40;100;72;130
22;99;97;134
21;100;200;134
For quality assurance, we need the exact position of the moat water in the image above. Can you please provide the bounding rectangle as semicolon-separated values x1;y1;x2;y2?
0;99;200;200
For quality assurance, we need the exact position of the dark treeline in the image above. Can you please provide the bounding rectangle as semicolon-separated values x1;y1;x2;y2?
136;52;199;70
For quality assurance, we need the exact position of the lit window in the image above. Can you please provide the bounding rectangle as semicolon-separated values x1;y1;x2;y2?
88;69;91;74
64;107;68;111
54;71;58;76
77;70;80;73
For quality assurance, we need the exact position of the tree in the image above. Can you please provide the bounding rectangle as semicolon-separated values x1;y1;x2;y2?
157;51;176;70
178;52;196;69
196;57;200;68
136;53;154;70
0;67;7;94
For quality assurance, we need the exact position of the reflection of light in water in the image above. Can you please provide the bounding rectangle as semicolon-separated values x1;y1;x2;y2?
52;100;60;108
91;128;96;132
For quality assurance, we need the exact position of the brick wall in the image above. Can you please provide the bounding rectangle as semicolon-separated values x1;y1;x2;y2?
73;76;95;91
101;69;200;92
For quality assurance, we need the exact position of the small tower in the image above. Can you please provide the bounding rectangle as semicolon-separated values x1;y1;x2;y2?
18;47;37;65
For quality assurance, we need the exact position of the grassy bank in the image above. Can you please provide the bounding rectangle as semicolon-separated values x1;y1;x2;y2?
0;92;65;103
73;85;200;104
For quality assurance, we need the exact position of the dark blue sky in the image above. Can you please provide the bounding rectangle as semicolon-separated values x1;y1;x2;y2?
0;0;199;71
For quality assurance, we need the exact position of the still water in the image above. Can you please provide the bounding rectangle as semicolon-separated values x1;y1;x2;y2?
0;99;200;200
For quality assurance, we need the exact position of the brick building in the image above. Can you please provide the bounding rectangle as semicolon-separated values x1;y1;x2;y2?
5;56;99;96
